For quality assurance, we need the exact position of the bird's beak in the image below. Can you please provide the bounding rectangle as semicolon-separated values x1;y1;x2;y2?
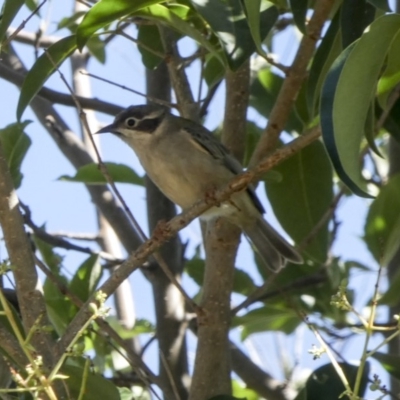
95;122;118;134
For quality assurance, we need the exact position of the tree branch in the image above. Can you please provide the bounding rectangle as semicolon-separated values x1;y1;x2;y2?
190;61;250;400
250;0;335;166
159;26;198;120
0;62;123;115
55;121;321;364
0;143;55;373
145;63;189;399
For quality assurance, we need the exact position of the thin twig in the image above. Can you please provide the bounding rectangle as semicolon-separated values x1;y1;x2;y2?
2;0;48;47
34;255;161;393
298;189;345;253
58;125;321;355
21;204;123;264
250;0;335;166
0;62;123;115
159;351;182;400
117;30;166;59
6;28;59;48
45;50;198;311
231;270;326;315
79;71;176;109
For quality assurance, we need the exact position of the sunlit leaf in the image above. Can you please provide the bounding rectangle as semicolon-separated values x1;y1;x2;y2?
76;0;161;49
69;255;102;303
61;365;120;400
233;305;300;338
377;30;400;106
135;4;224;66
87;35;106;64
364;173;400;265
367;0;391;11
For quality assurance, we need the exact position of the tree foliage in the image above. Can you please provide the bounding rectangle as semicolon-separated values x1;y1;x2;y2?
0;0;400;399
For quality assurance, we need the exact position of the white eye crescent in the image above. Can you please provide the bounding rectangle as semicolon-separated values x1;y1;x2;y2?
125;117;137;128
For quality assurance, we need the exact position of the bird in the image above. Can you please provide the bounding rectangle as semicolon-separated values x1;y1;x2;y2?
96;104;303;271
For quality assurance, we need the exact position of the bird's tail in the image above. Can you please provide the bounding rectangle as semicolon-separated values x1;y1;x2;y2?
243;218;303;272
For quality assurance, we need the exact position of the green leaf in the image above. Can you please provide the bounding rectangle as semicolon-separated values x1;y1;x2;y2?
378;267;400;306
208;397;245;400
44;277;73;336
233;305;300;338
59;162;143;185
87;35;106;64
0;121;31;188
307;9;341;117
364;173;400;265
321;14;400;197
203;53;225;88
383;98;400;144
33;235;63;271
371;352;400;381
377;30;400;106
192;0;277;69
57;11;86;30
17;35;77;120
25;0;39;13
242;0;279;57
76;0;161;50
0;0;25;44
364;101;382;157
367;0;391;11
135;4;224;66
185;256;256;295
295;362;369;400
69;255;102;303
340;0;375;48
266;140;333;262
137;25;164;70
232;380;258;400
61;365;120;400
289;0;308;33
250;68;303;133
107;317;155;339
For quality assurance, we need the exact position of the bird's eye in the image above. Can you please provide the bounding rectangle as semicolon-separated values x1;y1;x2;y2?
125;117;137;128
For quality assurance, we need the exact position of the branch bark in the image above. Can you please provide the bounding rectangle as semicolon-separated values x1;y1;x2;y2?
0;143;56;380
190;62;250;399
146;63;189;399
250;0;335;166
55;122;320;366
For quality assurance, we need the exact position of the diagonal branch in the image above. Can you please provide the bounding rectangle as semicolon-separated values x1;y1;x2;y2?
56;124;321;363
250;0;335;166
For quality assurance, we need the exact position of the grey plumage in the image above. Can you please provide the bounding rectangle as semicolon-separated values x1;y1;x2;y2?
97;104;303;271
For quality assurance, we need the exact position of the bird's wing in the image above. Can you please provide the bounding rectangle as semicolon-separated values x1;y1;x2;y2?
183;124;265;214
